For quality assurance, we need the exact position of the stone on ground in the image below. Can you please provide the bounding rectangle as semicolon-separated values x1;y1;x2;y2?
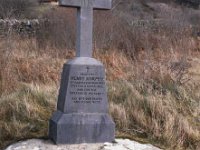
5;139;161;150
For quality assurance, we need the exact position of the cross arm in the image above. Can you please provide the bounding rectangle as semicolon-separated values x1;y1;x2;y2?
94;0;112;9
59;0;112;10
59;0;81;8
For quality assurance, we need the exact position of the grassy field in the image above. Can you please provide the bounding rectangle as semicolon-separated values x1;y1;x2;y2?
0;37;200;149
0;0;200;150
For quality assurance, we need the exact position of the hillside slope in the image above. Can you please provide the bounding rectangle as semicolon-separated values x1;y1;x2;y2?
0;0;199;150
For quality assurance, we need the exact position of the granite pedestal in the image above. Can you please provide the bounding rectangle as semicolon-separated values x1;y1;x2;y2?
49;57;115;144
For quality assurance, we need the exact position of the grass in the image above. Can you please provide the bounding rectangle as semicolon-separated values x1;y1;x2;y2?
0;77;199;149
0;1;200;149
0;83;57;149
109;80;200;149
0;38;200;149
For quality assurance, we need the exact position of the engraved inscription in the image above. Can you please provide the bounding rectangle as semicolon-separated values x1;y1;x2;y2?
69;69;105;104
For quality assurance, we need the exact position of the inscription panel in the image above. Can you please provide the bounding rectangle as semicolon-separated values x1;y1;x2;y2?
57;61;109;113
69;67;105;104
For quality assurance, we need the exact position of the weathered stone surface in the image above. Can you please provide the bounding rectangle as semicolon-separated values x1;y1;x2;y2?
49;0;114;144
49;57;115;144
59;0;112;9
59;0;112;57
5;139;161;150
49;112;115;144
57;57;109;113
0;19;39;37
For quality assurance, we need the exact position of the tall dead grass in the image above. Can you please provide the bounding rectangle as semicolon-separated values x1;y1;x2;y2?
0;0;38;19
0;36;199;149
109;79;200;149
0;3;200;150
0;83;57;149
0;37;65;95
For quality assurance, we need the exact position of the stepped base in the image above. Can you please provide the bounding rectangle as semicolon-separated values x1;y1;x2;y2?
49;111;115;144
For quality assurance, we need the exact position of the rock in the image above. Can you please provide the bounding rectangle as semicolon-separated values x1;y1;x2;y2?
5;139;161;150
104;139;161;150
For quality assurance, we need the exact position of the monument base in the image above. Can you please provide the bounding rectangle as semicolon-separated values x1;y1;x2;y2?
49;111;115;144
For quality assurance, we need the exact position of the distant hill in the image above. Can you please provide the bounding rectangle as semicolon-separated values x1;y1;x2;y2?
112;0;200;26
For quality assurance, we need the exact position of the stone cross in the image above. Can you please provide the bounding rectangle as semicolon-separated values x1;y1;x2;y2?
59;0;112;57
49;0;115;144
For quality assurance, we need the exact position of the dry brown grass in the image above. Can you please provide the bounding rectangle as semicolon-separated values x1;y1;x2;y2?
0;83;57;149
0;36;199;149
109;79;200;149
0;36;67;95
0;4;200;149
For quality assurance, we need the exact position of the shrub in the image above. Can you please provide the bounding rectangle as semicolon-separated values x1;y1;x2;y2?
36;7;76;53
0;0;38;19
176;0;200;8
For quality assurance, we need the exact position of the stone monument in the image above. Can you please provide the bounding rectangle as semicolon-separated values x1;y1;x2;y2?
49;0;115;144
